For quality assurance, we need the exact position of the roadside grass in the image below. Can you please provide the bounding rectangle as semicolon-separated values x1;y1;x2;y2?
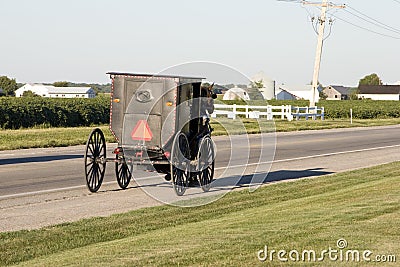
211;117;400;135
0;125;114;150
1;118;400;151
1;162;399;266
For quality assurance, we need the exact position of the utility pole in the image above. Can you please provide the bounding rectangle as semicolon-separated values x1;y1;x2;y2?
303;0;345;107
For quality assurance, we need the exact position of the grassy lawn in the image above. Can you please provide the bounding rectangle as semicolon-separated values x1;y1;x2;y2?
1;162;399;266
1;118;400;151
210;118;400;135
0;125;114;150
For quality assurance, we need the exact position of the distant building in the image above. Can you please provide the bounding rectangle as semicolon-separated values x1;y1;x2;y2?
222;85;251;101
324;85;352;100
276;84;323;101
358;85;400;100
275;88;298;100
251;71;275;100
15;84;96;98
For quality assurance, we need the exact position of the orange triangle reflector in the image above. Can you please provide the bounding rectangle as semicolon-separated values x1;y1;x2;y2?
131;120;153;141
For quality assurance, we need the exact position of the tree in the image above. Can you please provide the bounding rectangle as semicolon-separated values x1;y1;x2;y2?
0;76;18;96
248;80;265;100
53;81;69;87
250;79;264;89
22;90;40;97
319;90;328;100
359;73;382;86
349;88;360;100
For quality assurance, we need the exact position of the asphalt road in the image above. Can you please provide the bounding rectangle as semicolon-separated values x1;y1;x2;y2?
0;125;399;231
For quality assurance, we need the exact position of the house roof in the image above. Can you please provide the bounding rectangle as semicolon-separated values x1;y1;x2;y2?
47;86;93;94
16;84;94;95
358;85;400;95
277;88;299;99
279;84;323;92
107;72;205;80
329;85;352;95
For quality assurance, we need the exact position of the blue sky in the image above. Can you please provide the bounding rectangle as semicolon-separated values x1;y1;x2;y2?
1;0;399;86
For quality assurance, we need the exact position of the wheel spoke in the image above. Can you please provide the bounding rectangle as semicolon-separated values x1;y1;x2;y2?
86;158;94;167
94;133;99;154
87;143;94;156
94;164;101;188
89;164;96;189
90;134;96;152
87;163;94;176
98;143;105;154
118;165;123;176
95;164;100;187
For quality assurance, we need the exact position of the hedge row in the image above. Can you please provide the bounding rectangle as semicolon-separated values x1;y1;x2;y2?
0;97;110;129
320;100;400;119
1;97;400;129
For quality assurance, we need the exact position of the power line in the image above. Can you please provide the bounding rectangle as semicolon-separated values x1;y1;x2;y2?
329;13;400;40
312;3;400;40
345;5;400;35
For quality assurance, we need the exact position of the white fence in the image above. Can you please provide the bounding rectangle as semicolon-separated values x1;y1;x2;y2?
211;104;324;121
291;106;325;121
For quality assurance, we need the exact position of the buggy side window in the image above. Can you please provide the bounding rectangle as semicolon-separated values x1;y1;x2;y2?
177;84;194;135
179;84;192;107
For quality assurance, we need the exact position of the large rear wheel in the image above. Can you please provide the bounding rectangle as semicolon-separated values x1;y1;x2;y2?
197;135;215;192
170;132;190;196
84;128;106;192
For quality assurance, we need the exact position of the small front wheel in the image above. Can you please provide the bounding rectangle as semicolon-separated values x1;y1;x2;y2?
197;136;215;192
115;153;132;190
170;132;190;196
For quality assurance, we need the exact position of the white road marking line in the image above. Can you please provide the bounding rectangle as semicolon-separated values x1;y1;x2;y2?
1;144;399;200
0;181;116;200
216;144;400;169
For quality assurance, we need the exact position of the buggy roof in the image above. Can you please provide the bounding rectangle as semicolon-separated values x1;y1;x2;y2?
107;72;205;80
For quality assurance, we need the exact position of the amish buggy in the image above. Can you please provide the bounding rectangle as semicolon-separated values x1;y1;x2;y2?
84;72;216;196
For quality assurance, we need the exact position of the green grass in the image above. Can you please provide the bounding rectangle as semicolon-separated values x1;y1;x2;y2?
210;118;400;135
1;162;399;266
0;125;115;150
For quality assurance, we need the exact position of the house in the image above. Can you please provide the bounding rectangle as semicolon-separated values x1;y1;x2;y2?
251;71;276;100
275;88;298;100
15;84;96;98
358;85;400;101
276;84;323;101
324;85;352;100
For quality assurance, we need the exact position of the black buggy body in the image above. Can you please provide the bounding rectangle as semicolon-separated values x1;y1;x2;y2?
84;72;215;196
